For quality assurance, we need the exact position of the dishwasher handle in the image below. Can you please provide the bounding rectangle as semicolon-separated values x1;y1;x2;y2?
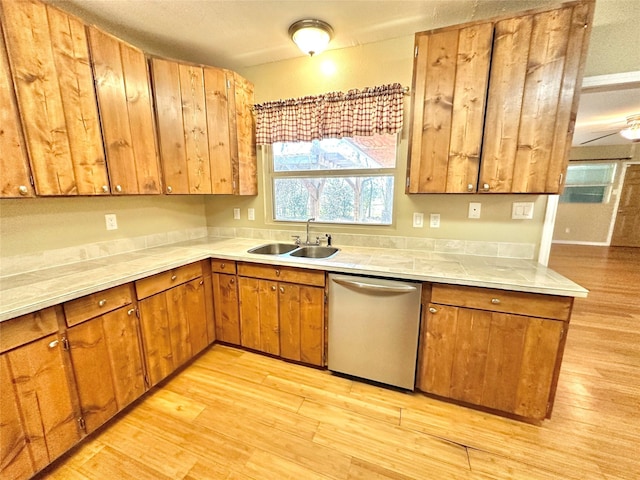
332;278;418;294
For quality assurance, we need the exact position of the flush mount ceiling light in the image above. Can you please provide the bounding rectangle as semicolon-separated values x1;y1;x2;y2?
620;114;640;142
288;19;334;57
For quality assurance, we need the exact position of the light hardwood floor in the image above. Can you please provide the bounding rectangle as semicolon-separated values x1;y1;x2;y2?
40;245;639;480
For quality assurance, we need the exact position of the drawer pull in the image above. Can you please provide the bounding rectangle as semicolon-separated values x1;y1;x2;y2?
127;308;136;316
220;263;225;269
48;339;59;349
275;269;281;277
491;298;501;305
429;307;437;314
171;275;177;281
98;299;107;307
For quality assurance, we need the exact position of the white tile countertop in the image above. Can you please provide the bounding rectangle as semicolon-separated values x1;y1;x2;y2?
0;236;588;322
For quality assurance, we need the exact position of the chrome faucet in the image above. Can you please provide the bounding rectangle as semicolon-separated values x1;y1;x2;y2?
305;218;316;245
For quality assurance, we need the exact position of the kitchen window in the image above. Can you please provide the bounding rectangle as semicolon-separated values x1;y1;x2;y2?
560;162;617;204
269;134;397;225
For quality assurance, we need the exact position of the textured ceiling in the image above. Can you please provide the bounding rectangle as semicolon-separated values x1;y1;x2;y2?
49;0;640;147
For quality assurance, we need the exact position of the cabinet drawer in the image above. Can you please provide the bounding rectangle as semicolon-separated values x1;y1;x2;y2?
238;262;325;287
211;258;237;274
135;262;203;300
64;284;134;327
0;307;60;353
431;284;572;321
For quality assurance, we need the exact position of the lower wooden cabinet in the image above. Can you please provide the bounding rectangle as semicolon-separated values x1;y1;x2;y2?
237;262;326;366
417;284;572;420
136;263;209;386
65;303;146;433
0;308;81;478
213;274;241;345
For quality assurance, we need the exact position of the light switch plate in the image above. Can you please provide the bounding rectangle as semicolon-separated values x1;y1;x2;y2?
233;208;240;220
430;213;440;228
413;212;424;228
512;202;534;220
468;202;481;219
248;208;255;221
105;214;118;230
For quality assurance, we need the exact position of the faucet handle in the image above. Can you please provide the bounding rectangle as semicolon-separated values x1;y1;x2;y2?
325;233;332;247
291;235;301;245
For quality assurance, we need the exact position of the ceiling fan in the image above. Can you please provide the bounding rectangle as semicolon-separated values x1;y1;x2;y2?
580;114;640;145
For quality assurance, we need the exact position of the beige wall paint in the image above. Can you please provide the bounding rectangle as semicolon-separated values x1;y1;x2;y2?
0;196;206;257
206;35;547;253
553;144;640;244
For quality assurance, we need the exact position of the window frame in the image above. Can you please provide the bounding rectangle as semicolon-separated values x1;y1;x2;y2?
263;136;398;226
560;162;617;204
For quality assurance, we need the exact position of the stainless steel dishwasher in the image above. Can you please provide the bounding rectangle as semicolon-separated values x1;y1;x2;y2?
328;274;422;390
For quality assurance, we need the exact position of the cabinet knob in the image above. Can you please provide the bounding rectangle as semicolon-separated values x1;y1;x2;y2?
220;263;225;269
127;308;136;316
491;298;501;305
279;286;285;293
102;185;109;193
429;307;437;314
171;274;177;281
48;339;59;349
467;184;474;192
98;299;107;307
482;183;490;191
199;280;204;285
275;269;280;277
271;285;277;291
115;184;122;192
166;185;173;193
230;278;235;284
18;185;29;195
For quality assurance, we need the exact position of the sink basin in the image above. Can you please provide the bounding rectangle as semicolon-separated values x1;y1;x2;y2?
248;243;299;255
289;246;339;259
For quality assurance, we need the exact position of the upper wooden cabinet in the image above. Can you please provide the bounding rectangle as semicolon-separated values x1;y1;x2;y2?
150;57;257;195
88;26;162;195
0;25;33;198
407;0;594;194
0;0;109;196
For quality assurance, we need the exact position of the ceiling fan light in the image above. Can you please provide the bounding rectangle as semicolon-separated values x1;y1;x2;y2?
620;114;640;141
289;19;333;57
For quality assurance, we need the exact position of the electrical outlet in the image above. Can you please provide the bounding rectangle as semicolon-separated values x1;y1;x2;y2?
468;202;481;219
248;208;255;221
233;208;240;220
105;214;118;231
413;212;424;228
430;213;440;228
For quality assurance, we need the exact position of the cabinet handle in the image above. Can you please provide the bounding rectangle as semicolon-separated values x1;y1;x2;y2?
48;339;59;349
491;298;501;305
18;185;29;195
102;185;109;193
98;299;107;307
166;185;173;194
428;307;437;314
271;285;277;291
279;286;285;293
127;308;135;316
275;269;280;277
171;274;177;281
467;184;474;192
115;184;122;192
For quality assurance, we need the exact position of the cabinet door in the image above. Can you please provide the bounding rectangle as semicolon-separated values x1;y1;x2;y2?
407;23;493;193
228;71;257;195
152;58;212;194
2;334;80;471
183;277;209;357
66;306;145;433
1;0;109;196
418;304;565;420
88;26;162;194
138;292;176;386
213;272;240;345
238;277;279;355
279;283;325;366
0;28;33;198
204;67;234;194
479;3;594;193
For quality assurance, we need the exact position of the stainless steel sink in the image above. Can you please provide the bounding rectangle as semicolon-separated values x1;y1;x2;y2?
248;243;299;255
288;246;339;259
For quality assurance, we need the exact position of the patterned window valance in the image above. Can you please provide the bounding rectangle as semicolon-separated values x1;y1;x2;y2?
254;83;405;145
